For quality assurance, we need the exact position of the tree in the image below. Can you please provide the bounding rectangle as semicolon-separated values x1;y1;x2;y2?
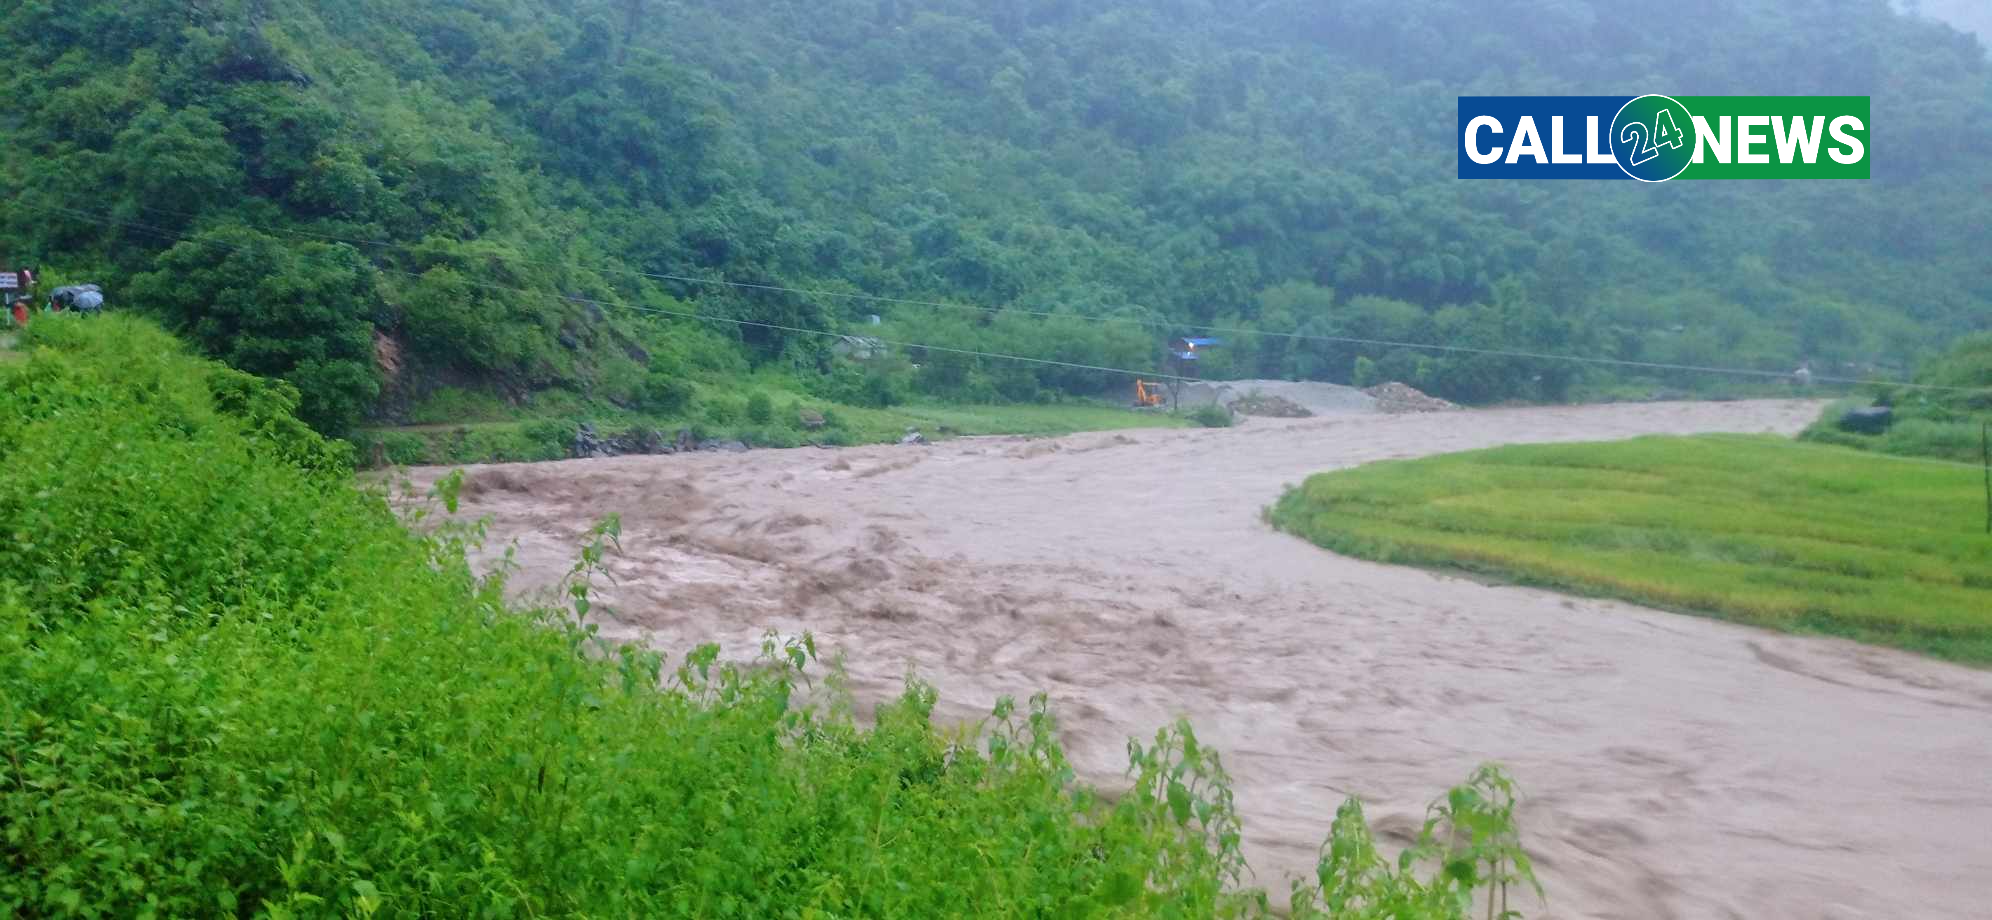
112;105;243;228
130;226;381;433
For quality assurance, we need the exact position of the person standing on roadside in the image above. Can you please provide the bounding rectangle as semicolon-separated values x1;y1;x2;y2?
10;297;30;327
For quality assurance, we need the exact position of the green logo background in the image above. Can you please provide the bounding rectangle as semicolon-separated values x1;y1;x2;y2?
1673;96;1870;180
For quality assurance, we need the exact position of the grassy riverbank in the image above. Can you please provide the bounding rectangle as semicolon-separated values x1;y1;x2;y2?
352;397;1186;466
1271;435;1992;664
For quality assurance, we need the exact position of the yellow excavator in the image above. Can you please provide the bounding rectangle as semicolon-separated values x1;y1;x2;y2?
1134;379;1167;408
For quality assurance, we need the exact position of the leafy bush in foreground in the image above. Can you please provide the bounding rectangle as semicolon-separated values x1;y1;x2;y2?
1;316;1536;917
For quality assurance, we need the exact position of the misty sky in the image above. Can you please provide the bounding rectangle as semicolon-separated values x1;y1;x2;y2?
1902;0;1992;43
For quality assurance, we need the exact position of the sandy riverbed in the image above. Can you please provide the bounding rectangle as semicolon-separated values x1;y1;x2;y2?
408;399;1992;919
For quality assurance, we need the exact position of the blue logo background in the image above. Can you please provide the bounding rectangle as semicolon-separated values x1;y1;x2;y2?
1458;97;1635;180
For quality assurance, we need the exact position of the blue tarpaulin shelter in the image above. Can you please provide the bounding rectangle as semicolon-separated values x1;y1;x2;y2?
1171;337;1222;360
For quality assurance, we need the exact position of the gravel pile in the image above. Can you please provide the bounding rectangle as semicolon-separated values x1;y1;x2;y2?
1363;382;1459;413
1183;380;1378;415
1228;392;1314;418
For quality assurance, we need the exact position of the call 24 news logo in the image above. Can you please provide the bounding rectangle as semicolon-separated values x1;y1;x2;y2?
1458;95;1869;181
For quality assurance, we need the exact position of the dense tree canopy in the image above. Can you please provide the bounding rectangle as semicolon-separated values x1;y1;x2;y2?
130;227;380;431
1;0;1986;428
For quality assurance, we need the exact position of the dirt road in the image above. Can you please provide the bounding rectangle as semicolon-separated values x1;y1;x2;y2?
416;400;1992;918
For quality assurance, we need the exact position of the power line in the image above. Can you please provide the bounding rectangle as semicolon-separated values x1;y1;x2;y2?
21;198;1990;398
21;203;1992;474
15;202;1200;383
519;270;1992;397
531;272;1983;396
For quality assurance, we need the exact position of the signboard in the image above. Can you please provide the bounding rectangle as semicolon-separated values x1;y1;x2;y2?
0;273;18;291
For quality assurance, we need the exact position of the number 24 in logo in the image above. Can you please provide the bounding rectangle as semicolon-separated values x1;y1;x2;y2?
1620;109;1685;166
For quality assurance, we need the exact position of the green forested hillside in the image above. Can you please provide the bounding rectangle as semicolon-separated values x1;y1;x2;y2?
2;0;1987;431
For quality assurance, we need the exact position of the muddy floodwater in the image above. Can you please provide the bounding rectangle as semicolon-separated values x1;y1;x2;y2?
411;400;1992;919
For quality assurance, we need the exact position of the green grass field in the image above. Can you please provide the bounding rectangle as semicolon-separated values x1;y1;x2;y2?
1270;435;1992;664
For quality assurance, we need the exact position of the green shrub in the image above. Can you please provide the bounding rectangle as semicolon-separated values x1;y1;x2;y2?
640;372;697;416
462;423;572;463
1801;398;1989;464
595;353;648;405
1352;355;1379;388
1884;417;1982;459
987;364;1045;403
521;418;579;459
745;390;774;425
0;318;384;629
378;431;430;466
814;361;912;408
702;394;743;426
1799;337;1991;463
349;430;432;467
744;424;802;449
1190;403;1235;428
1289;766;1538;919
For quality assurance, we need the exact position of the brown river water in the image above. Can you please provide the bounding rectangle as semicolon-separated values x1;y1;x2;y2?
409;399;1992;919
